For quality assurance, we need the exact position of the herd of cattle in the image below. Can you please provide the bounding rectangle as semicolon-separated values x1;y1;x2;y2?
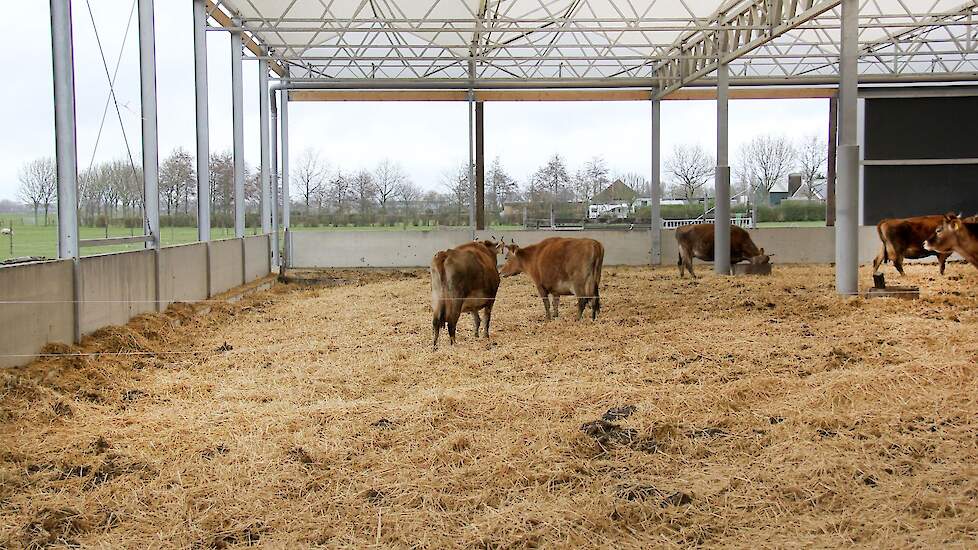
429;213;978;349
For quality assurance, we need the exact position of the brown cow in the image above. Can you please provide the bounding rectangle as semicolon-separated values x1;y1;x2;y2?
925;214;978;270
873;215;953;275
675;223;769;279
498;237;604;321
431;239;503;349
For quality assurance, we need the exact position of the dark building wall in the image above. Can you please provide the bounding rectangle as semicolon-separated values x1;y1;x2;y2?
863;95;978;224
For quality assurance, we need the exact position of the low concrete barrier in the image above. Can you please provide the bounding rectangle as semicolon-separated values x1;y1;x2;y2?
209;238;245;295
0;260;75;369
1;235;272;369
288;226;881;268
244;234;271;282
160;242;208;309
78;250;156;336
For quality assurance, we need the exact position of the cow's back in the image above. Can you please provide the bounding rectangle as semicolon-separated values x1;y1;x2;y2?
531;237;603;288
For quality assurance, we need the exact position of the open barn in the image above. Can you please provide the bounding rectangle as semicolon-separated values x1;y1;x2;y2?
4;0;978;547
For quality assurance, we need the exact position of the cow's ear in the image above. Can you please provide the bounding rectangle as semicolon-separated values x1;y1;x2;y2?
945;212;957;222
758;247;765;255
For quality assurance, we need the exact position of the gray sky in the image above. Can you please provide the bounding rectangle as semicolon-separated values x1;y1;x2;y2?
1;2;828;202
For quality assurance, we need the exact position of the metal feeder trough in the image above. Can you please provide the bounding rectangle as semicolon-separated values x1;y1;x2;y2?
864;273;919;300
730;263;772;276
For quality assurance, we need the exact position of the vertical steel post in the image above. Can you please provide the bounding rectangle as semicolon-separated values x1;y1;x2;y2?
836;0;859;295
475;101;485;230
258;58;272;235
138;0;160;250
650;97;662;265
192;0;210;242
826;94;838;227
467;90;476;238
50;0;79;260
714;32;731;275
270;89;280;266
280;89;291;232
230;17;245;238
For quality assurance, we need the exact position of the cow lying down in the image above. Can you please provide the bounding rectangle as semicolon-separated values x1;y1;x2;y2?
676;223;770;278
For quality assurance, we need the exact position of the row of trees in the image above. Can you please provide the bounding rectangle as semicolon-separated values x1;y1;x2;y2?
14;131;827;227
664;133;827;203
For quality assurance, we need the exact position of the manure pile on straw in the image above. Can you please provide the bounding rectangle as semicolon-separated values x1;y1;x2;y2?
2;264;978;547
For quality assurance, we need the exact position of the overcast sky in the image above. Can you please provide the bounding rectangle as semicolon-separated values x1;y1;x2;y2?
1;2;828;202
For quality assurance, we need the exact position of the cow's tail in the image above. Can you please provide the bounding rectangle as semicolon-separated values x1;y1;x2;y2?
431;252;449;345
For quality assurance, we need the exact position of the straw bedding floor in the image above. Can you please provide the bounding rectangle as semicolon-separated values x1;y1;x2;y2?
2;263;978;548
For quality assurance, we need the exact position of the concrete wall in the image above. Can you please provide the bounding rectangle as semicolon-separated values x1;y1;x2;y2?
0;260;75;369
291;229;472;268
1;236;272;369
78;250;157;336
209;238;245;295
244;234;271;282
159;242;209;309
289;226;881;268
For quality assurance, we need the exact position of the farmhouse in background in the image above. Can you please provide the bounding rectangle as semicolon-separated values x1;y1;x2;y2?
589;179;638;219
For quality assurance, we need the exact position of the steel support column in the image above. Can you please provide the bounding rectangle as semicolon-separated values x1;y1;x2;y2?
714;59;731;274
50;0;79;260
467;91;476;237
192;0;209;242
270;90;280;266
650;98;662;265
475;101;485;230
826;94;838;227
836;0;859;295
138;0;160;250
259;58;272;235
231;17;245;238
280;89;291;232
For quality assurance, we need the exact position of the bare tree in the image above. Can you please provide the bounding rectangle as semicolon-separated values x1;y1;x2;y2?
352;169;377;217
613;172;652;197
796;134;827;200
442;163;470;225
293;148;326;213
398;180;422;219
485;156;517;217
735;135;796;205
17;158;57;225
327;170;352;213
532;154;571;225
159;148;195;216
664;144;715;202
373;159;406;210
573;156;610;204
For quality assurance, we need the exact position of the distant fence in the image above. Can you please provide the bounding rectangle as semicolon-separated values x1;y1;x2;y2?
0;235;272;369
662;217;754;229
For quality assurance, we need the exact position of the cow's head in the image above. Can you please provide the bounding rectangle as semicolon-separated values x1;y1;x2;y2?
749;247;771;265
498;243;524;277
477;239;504;256
925;213;963;253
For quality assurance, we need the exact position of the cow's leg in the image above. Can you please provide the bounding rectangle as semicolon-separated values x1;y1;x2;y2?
471;310;481;337
552;295;560;318
678;251;685;278
432;316;441;350
482;307;492;338
938;252;950;275
894;254;906;276
591;287;600;321
872;244;886;273
576;296;587;321
447;319;458;345
537;286;551;320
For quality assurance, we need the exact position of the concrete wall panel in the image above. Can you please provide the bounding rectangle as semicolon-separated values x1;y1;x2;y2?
244;235;271;282
291;230;471;268
209;238;244;295
291;226;883;268
78;250;156;336
0;260;75;368
159;242;208;308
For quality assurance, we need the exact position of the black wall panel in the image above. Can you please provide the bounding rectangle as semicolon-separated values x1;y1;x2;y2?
863;95;978;224
865;96;978;160
864;164;978;224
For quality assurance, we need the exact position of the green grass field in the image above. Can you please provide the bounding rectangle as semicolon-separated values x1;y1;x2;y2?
0;214;826;262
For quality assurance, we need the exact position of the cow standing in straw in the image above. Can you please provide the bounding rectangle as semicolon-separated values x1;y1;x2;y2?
430;239;504;349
